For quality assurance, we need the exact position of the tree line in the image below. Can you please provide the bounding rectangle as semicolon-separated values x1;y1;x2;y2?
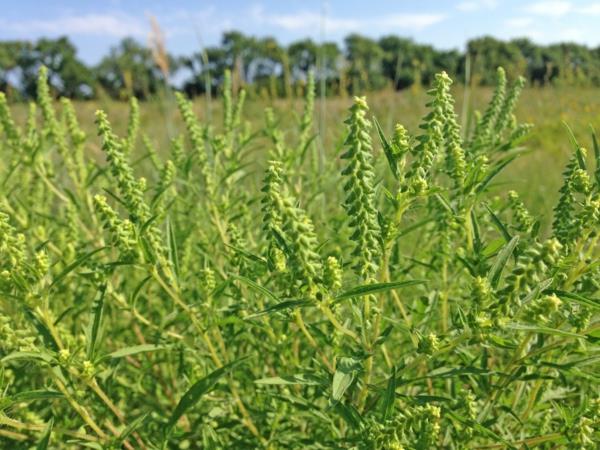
1;31;600;101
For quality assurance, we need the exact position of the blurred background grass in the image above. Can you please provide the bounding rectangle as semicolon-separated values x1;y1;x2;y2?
10;84;600;225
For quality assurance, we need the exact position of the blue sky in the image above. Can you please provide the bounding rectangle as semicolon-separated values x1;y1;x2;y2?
0;0;598;64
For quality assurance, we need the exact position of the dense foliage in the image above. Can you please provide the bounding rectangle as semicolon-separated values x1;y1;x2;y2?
0;66;599;449
4;32;600;101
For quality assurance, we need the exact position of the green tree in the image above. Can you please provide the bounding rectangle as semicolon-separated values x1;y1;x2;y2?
0;41;31;97
180;47;228;97
345;34;386;93
222;31;257;87
288;39;318;79
96;38;168;100
13;37;93;99
251;36;289;97
467;36;526;84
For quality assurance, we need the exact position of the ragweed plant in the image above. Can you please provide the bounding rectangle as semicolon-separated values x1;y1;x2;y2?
0;66;598;450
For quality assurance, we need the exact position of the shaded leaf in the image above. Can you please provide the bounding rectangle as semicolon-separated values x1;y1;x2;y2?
373;116;399;180
334;280;425;303
333;402;362;430
36;418;53;450
552;290;600;311
87;283;107;361
165;357;248;435
233;275;279;302
1;351;54;364
245;299;311;319
105;344;165;360
166;217;180;281
115;412;149;446
507;323;584;339
23;307;59;352
255;374;326;386
12;390;63;403
50;247;107;288
484;204;512;243
476;156;517;193
487;235;519;288
382;366;396;420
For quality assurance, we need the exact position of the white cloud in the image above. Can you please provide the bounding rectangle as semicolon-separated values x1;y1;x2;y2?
155;7;231;39
250;6;445;33
456;0;498;12
161;7;216;22
378;14;446;30
576;3;600;14
0;13;146;38
525;1;572;17
505;17;534;27
264;11;359;32
557;27;585;40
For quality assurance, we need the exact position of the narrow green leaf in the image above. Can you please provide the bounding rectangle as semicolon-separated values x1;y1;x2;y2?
1;351;54;364
445;410;514;448
396;218;435;238
232;275;279;302
245;299;311;319
139;214;160;236
373;116;399;179
12;390;63;403
255;374;325;386
542;354;600;370
434;193;455;215
115;412;149;446
382;366;396;420
476;156;516;193
576;147;587;170
487;235;519;288
592;126;599;160
333;402;363;430
488;334;518;349
507;323;584;339
481;237;505;258
401;394;454;404
23;307;59;352
299;133;318;161
36;418;53;450
470;209;481;252
484;204;512;243
224;243;268;266
522;278;554;304
374;325;394;346
456;255;475;276
553;290;600;310
563;122;586;169
50;247;107;288
270;228;290;255
105;344;165;360
166;217;180;280
425;366;493;379
87;283;107;361
334;280;424;303
73;442;104;449
591;126;600;185
131;275;152;306
220;161;254;184
165;357;248;435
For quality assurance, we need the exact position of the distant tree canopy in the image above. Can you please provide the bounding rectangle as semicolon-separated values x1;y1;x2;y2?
2;32;600;101
0;38;94;99
96;38;170;100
